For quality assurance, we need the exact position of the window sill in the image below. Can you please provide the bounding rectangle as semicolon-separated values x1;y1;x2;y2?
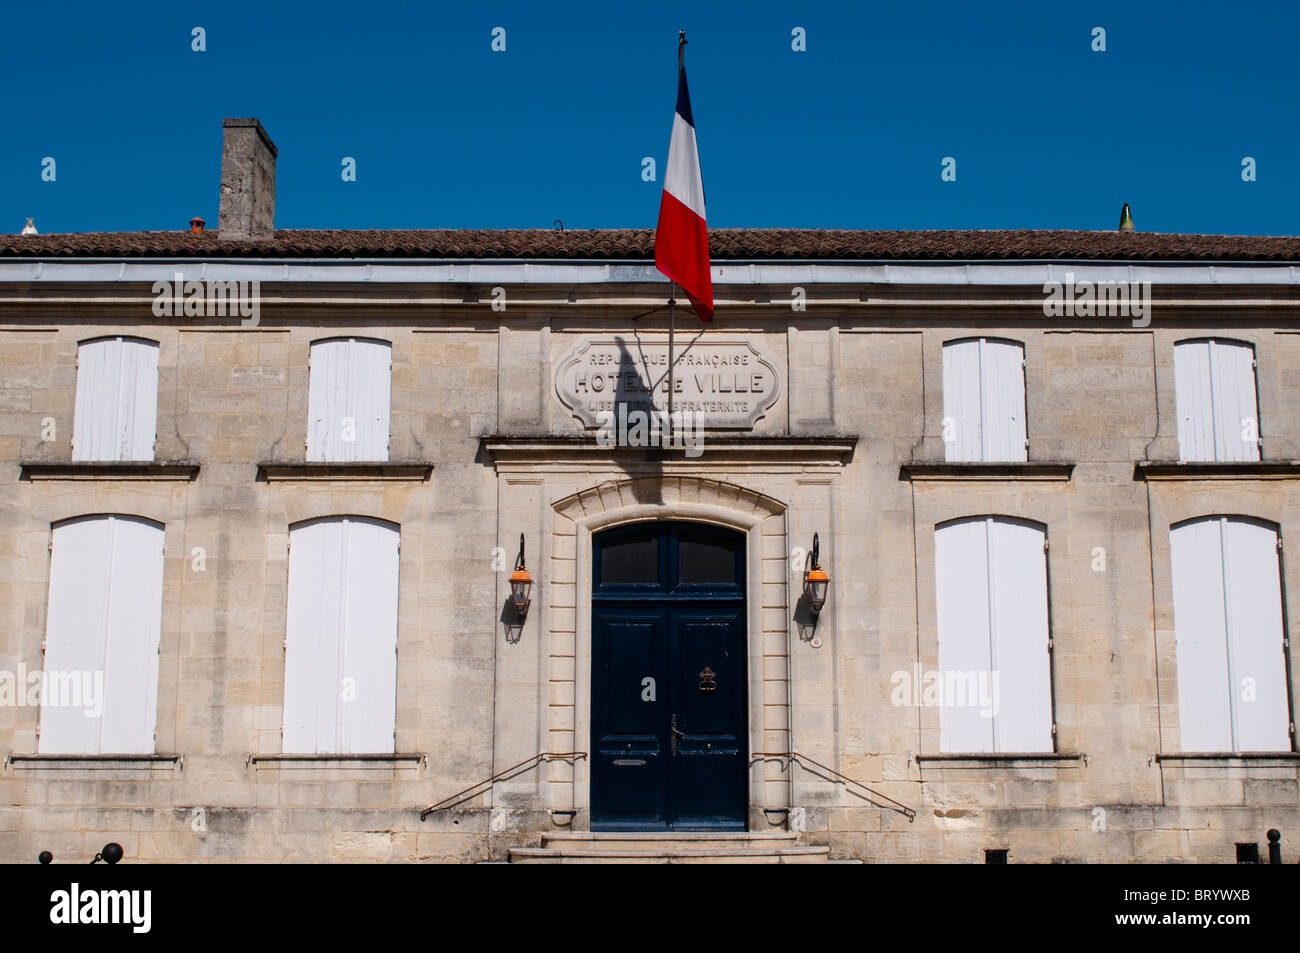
899;463;1074;482
20;462;200;481
256;462;433;482
1154;752;1300;762
1134;461;1300;481
247;752;426;765
916;752;1087;765
5;753;183;769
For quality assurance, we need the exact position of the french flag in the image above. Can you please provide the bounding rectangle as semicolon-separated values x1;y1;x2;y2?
654;44;713;322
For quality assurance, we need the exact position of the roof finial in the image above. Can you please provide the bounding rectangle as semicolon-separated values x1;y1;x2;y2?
1118;202;1134;233
20;217;36;236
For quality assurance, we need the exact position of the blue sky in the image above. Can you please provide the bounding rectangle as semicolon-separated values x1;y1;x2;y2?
4;0;1297;236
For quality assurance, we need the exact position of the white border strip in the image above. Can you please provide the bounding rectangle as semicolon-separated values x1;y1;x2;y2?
0;259;1297;285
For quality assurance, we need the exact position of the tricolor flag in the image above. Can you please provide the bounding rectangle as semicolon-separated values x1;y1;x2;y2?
654;37;713;322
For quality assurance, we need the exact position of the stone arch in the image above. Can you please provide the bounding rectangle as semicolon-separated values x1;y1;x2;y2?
545;476;792;829
551;475;786;526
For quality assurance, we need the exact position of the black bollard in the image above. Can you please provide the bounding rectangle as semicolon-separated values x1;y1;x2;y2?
90;842;124;865
1267;829;1281;865
38;851;52;865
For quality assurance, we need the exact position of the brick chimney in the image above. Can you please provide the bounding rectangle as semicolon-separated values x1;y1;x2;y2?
218;118;277;239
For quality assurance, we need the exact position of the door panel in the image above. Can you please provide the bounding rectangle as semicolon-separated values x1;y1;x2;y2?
672;610;746;826
590;522;747;830
591;610;668;826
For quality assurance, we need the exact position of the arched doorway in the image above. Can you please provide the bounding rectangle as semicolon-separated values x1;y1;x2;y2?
590;521;748;830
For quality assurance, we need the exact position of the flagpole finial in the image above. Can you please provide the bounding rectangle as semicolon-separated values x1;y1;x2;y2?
678;30;687;68
1118;202;1135;233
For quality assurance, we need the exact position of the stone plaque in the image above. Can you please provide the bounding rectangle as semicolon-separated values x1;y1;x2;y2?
554;338;780;429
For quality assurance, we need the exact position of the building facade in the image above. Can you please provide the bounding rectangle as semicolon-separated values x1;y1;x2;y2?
1;120;1298;863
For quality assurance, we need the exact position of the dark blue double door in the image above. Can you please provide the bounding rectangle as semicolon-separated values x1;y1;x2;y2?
591;522;747;830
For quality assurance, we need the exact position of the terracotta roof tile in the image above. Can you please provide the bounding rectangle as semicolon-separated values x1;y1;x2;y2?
3;228;1299;262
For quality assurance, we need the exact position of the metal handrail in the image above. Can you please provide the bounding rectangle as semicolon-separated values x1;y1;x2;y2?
419;751;588;820
750;751;917;822
420;748;915;823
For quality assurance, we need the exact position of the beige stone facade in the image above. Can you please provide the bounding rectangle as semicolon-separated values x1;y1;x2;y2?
1;266;1298;864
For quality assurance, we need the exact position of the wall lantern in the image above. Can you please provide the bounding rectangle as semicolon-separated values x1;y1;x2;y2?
804;533;829;615
509;533;533;614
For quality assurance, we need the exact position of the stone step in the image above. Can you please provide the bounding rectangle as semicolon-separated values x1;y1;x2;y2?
509;831;828;864
540;831;801;853
509;845;829;864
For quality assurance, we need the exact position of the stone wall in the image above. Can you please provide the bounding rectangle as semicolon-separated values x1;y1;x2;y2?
0;301;1297;863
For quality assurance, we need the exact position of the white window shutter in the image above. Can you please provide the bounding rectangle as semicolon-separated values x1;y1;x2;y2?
979;340;1028;462
340;518;400;752
986;518;1052;751
284;519;343;751
349;340;392;462
1208;340;1260;463
1175;339;1260;463
284;517;399;753
306;339;392;462
1220;519;1289;750
73;338;119;462
1173;340;1215;462
72;338;158;463
942;340;983;462
118;339;159;461
99;516;165;752
935;517;995;752
1170;518;1236;750
40;517;114;753
306;340;348;462
40;515;164;754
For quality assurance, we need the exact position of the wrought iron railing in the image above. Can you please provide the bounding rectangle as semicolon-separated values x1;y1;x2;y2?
418;748;915;823
749;751;917;822
419;751;588;819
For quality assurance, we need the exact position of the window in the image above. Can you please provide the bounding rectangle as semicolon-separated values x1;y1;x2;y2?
676;526;737;586
39;515;165;754
942;338;1027;462
306;338;392;462
283;517;400;753
935;516;1053;753
1169;516;1292;752
72;337;159;462
1173;339;1260;462
599;525;659;585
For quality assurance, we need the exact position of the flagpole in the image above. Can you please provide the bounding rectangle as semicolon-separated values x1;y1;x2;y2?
667;280;676;441
665;30;686;446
